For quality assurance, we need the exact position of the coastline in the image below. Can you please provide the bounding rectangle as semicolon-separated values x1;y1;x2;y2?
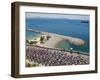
37;35;63;48
26;33;41;41
36;32;85;49
26;29;87;54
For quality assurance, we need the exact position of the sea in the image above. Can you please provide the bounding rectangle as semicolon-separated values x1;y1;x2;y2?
26;18;89;54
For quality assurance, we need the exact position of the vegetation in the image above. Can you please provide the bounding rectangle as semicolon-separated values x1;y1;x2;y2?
26;62;40;67
26;40;29;43
40;36;45;43
26;35;51;45
29;41;37;44
46;35;51;40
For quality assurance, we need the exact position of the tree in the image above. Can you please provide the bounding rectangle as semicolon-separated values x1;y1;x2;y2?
40;36;45;43
46;35;51;40
29;41;37;44
26;40;29;43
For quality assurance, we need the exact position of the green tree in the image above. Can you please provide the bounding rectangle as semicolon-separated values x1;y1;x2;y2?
29;41;37;44
26;40;29;43
46;35;51;40
40;36;44;43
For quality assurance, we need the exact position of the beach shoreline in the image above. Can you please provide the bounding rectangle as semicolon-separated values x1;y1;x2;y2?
37;35;63;48
36;32;85;49
26;29;87;53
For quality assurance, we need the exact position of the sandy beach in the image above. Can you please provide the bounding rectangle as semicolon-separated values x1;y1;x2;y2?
26;29;87;55
35;32;85;49
37;35;63;48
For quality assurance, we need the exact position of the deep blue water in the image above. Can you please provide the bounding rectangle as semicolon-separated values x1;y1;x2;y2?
26;18;89;53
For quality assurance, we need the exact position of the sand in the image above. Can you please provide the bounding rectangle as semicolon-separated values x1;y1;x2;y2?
37;35;63;48
36;32;85;48
27;29;85;47
47;32;85;46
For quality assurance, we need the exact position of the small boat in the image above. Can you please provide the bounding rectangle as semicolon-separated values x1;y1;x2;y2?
80;20;89;23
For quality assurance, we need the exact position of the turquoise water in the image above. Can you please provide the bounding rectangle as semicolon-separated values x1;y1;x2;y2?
26;31;41;40
26;16;89;53
56;40;89;54
55;40;70;50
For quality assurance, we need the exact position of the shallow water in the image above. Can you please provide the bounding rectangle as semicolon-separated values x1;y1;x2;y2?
55;40;89;54
26;31;41;40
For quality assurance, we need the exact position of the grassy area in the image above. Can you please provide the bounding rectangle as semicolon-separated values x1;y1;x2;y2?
26;59;42;67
